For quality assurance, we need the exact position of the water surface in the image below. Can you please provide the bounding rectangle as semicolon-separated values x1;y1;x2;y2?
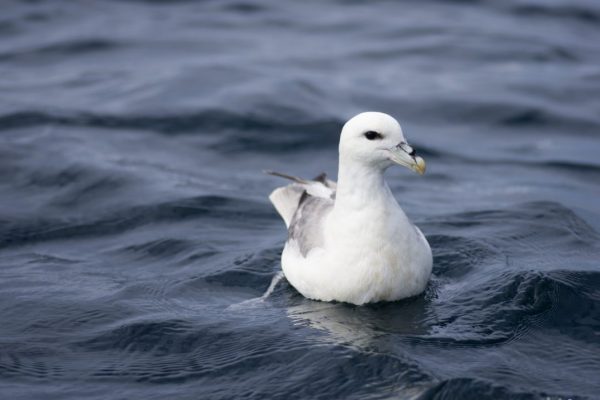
1;0;600;399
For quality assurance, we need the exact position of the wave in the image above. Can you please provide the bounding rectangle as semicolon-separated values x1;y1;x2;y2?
0;39;122;63
510;3;600;25
432;201;600;250
0;195;272;249
0;109;342;148
418;377;567;400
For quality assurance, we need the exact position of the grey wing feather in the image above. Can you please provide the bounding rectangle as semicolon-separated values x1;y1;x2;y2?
287;192;333;257
267;170;335;227
267;170;335;255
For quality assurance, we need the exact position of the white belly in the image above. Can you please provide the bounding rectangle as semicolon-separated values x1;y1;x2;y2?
281;211;432;305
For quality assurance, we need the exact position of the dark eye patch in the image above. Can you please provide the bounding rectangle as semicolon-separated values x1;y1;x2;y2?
364;131;383;140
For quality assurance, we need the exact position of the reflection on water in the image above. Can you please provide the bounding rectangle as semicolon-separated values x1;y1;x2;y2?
286;296;432;349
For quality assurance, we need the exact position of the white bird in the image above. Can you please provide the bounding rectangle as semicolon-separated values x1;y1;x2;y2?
267;112;432;305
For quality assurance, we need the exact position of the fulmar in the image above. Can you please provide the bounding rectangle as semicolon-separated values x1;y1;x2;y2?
267;112;432;305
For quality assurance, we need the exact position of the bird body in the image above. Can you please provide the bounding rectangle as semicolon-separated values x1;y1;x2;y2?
269;112;432;305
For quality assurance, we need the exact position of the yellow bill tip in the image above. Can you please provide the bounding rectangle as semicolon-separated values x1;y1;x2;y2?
414;156;426;175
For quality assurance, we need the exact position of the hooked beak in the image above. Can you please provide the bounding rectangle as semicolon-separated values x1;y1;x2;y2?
387;142;426;175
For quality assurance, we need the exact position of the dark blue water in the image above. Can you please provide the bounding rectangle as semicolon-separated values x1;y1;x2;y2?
1;0;600;399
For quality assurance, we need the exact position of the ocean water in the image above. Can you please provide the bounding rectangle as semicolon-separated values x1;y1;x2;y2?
1;0;600;399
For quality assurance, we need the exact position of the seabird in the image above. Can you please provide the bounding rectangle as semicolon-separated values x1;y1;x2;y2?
268;112;432;305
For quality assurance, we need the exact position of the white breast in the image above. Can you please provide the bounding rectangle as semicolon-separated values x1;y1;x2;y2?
282;197;432;304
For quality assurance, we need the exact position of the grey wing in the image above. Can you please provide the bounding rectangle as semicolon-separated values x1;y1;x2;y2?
287;191;333;257
267;170;335;228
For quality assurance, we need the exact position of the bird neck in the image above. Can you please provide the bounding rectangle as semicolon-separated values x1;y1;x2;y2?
335;157;390;210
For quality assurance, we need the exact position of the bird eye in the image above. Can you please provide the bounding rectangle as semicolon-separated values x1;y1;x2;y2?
364;131;383;140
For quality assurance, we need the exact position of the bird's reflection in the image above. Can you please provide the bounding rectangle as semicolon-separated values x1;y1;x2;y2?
285;288;433;350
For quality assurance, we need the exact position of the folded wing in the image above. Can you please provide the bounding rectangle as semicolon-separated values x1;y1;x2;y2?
267;171;335;256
